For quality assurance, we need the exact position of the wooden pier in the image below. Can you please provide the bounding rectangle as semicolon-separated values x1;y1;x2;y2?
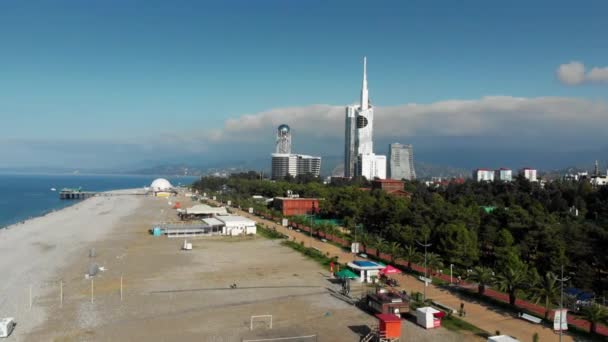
59;189;97;200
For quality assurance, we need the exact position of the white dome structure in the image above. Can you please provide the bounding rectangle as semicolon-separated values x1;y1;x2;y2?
150;178;173;191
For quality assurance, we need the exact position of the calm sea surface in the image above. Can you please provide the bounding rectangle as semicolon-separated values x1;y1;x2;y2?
0;173;198;228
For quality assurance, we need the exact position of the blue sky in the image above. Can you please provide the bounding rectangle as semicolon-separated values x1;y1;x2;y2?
1;0;607;170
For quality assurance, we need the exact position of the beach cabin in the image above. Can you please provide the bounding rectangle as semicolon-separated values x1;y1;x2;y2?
376;314;401;341
216;216;257;236
347;260;385;283
415;307;444;329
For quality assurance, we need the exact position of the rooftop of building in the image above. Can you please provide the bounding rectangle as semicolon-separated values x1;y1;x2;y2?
372;178;404;184
216;215;256;224
274;197;319;201
271;153;321;159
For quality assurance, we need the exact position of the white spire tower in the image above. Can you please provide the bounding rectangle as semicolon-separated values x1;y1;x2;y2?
342;56;386;180
360;56;369;110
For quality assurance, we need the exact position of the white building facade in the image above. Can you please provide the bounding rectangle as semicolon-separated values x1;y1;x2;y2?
271;153;321;180
344;57;386;180
358;154;386;180
495;168;512;182
388;143;416;180
520;168;538;182
216;216;257;236
473;169;495;182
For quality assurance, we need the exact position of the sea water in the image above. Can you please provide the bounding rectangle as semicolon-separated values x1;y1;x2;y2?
0;173;198;228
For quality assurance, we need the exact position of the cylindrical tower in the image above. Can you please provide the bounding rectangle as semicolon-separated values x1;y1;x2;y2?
276;124;292;154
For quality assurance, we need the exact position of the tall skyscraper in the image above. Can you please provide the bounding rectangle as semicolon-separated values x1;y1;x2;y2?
344;57;386;180
276;124;292;154
388;143;416;180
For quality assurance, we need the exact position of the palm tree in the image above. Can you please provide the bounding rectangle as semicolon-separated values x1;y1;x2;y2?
358;232;371;253
426;253;443;275
403;245;419;269
373;236;387;257
495;264;530;306
468;266;494;296
386;241;402;263
582;303;608;334
530;272;559;320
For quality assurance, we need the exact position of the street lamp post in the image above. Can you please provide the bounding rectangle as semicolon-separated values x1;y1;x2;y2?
450;264;454;285
554;265;571;342
416;237;432;301
310;202;315;248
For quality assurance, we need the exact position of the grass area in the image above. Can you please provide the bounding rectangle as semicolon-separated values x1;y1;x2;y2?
442;315;490;339
281;240;337;267
256;224;288;239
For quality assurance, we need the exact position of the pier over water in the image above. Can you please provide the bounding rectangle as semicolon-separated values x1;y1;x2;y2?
59;188;97;199
59;188;146;199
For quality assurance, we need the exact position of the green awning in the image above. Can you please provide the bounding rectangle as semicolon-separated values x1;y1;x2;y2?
335;269;358;279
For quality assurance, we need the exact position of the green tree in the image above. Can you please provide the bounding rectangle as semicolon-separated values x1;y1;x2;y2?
468;266;494;296
426;253;443;275
402;245;419;269
495;263;530;306
386;241;402;263
437;223;479;268
581;303;608;334
494;229;524;270
530;271;560;320
373;236;387;257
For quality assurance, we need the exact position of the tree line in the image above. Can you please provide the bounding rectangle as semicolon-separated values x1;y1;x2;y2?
192;173;608;329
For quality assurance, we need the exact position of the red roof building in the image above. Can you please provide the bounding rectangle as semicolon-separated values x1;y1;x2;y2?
273;197;319;216
371;179;404;193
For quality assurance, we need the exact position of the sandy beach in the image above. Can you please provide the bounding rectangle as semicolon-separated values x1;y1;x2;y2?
1;191;468;341
0;189;144;340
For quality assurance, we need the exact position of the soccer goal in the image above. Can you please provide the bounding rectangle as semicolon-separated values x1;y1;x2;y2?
250;315;273;330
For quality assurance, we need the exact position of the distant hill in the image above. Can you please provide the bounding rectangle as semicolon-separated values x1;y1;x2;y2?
126;156;471;179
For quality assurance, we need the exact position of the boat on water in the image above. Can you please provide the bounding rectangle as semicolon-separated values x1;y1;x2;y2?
50;188;57;192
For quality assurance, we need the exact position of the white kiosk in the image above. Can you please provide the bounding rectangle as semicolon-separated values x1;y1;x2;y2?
415;307;444;329
346;260;386;283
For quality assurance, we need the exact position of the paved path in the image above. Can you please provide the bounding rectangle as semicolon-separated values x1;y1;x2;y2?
210;201;575;342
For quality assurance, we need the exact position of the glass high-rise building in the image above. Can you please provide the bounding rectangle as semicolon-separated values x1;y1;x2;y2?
388;143;416;180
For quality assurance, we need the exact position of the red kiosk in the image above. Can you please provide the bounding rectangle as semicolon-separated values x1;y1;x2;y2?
375;314;401;341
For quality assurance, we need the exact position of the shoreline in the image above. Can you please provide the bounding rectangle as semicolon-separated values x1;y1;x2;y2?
0;189;145;340
0;189;145;231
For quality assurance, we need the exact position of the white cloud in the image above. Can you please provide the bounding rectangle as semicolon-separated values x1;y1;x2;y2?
202;96;608;144
557;61;608;85
587;66;608;82
557;61;586;85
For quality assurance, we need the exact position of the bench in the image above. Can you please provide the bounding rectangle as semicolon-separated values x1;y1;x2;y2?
519;312;542;324
432;301;456;314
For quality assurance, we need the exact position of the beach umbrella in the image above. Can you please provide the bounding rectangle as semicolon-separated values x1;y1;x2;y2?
380;265;402;275
335;269;358;279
